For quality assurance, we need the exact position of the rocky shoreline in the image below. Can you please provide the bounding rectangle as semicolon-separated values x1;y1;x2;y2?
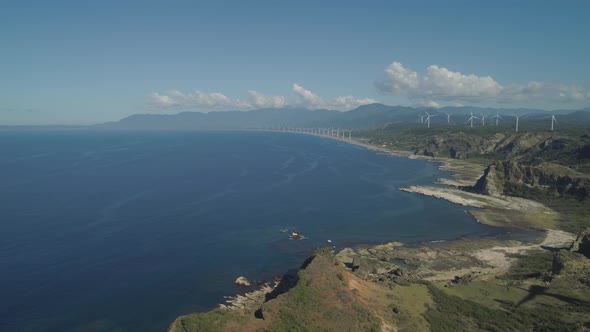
212;134;566;311
168;133;590;331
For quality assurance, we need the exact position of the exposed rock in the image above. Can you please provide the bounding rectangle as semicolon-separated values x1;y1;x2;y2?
472;160;590;199
411;131;590;163
335;247;356;265
235;276;251;286
569;228;590;258
347;255;393;280
450;272;480;284
351;256;362;271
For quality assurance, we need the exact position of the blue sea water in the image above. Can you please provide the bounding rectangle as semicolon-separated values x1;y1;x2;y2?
0;130;512;331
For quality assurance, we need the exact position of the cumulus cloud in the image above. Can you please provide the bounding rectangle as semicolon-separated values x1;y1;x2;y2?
376;61;590;105
149;84;377;111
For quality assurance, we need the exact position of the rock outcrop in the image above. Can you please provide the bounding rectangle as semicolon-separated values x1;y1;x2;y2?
473;160;590;199
234;276;251;286
569;228;590;258
412;131;590;163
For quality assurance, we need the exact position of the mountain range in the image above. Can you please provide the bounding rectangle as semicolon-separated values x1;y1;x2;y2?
99;104;590;130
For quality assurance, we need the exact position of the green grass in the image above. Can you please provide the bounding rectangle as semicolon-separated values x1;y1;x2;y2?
501;251;554;281
504;182;590;232
170;309;238;332
425;283;583;332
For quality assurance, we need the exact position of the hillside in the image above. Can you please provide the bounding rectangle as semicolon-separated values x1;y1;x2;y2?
169;232;590;331
168;249;400;332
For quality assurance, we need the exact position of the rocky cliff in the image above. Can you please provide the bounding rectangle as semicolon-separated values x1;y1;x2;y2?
473;160;590;200
412;131;590;163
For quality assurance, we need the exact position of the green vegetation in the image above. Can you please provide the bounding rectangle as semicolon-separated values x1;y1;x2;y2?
504;182;590;232
425;283;584;332
359;121;590;171
170;309;238;332
501;251;554;281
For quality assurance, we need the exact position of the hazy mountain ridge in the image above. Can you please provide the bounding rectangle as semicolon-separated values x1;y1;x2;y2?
99;104;590;130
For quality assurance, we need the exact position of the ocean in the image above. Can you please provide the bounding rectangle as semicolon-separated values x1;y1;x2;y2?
0;130;510;332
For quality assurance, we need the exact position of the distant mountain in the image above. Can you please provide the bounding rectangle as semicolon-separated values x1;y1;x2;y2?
98;104;590;130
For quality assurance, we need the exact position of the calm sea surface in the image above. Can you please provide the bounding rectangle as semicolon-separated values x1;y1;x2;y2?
0;130;518;331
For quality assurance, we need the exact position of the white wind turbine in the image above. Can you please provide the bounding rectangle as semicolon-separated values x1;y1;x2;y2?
513;114;520;132
480;113;486;126
425;111;436;128
551;115;557;131
467;111;479;128
442;111;451;124
418;114;426;124
491;112;502;125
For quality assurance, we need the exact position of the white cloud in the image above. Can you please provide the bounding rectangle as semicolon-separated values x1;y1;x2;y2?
382;61;419;93
150;84;377;111
247;90;287;108
149;90;250;109
414;100;441;108
292;83;323;107
376;61;590;106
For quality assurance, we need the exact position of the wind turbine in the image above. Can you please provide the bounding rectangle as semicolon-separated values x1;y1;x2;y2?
480;113;486;126
491;112;502;125
550;115;557;131
513;114;520;132
418;114;426;124
467;112;479;128
442;111;451;124
425;112;436;128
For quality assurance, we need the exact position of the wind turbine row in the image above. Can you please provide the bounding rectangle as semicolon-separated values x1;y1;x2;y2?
264;127;353;139
418;110;557;133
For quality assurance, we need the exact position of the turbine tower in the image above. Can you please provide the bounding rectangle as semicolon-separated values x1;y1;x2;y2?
491;112;502;125
418;114;425;124
551;115;557;131
514;114;520;132
442;111;451;124
480;113;486;126
467;112;478;128
425;112;436;128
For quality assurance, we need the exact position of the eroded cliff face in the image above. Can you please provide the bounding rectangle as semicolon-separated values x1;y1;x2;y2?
414;132;589;164
473;160;590;199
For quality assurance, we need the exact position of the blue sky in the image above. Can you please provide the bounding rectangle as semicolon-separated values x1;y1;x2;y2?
1;0;589;124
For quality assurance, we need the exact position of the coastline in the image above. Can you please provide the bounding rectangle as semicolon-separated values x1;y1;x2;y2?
279;130;563;232
168;130;584;331
217;130;573;307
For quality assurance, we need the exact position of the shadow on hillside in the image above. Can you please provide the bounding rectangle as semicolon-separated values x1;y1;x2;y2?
515;285;590;307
